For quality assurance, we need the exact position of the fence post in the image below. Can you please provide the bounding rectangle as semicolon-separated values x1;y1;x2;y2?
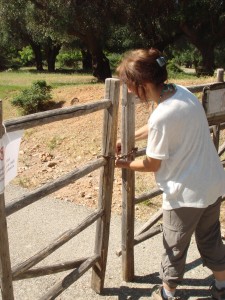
0;100;14;300
216;68;224;82
91;78;120;293
121;84;135;282
211;69;224;150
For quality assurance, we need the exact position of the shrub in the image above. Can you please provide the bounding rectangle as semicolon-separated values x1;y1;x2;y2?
57;50;82;69
167;59;184;77
18;46;35;66
11;80;52;115
107;53;122;72
8;57;23;70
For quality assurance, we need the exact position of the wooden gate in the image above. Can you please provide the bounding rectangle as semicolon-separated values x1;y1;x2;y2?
118;70;225;282
0;78;120;299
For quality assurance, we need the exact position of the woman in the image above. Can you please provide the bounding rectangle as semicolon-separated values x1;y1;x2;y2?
115;48;225;300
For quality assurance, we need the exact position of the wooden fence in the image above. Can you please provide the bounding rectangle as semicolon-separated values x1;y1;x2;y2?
0;78;120;300
1;70;225;298
117;69;225;282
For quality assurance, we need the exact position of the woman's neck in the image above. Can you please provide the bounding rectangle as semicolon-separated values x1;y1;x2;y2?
145;83;176;105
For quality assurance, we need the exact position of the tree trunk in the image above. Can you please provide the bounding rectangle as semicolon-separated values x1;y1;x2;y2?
197;44;215;76
84;34;112;82
46;45;61;72
30;43;44;71
180;23;215;76
91;50;112;82
81;49;92;72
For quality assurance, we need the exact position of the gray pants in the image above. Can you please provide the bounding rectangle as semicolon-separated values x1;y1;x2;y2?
160;198;225;288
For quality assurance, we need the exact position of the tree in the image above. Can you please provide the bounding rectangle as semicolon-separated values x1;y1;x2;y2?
0;0;43;70
0;0;63;72
121;0;225;75
31;0;127;81
0;27;17;70
65;0;126;80
177;0;225;75
22;1;63;72
122;0;182;50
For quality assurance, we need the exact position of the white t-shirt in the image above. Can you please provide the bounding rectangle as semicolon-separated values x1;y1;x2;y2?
146;85;225;210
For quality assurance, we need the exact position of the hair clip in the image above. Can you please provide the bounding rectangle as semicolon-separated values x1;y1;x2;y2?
156;57;166;67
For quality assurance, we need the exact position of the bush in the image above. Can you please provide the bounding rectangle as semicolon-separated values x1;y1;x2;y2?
57;50;82;69
8;57;23;70
167;59;184;76
11;80;52;115
107;53;122;72
18;46;35;66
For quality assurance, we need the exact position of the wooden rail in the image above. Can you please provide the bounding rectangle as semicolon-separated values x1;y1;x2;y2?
6;157;106;216
0;78;120;299
14;258;89;280
12;209;104;278
3;100;111;132
41;254;100;300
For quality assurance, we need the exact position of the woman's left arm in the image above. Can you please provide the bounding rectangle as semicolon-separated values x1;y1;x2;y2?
115;155;161;172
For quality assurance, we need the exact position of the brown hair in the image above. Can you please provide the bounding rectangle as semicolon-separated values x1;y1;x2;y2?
117;48;168;99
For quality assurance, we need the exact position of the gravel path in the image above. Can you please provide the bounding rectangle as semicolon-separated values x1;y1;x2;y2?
1;184;214;300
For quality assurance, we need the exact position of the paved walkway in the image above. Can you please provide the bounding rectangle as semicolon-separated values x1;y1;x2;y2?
1;185;213;300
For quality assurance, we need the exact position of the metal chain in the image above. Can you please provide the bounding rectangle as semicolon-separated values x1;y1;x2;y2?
97;147;138;160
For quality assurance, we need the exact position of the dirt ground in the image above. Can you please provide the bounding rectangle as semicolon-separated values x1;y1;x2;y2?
13;83;225;233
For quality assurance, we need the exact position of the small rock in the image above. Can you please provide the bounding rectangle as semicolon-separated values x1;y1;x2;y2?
40;152;54;162
47;161;57;168
70;97;79;105
80;192;85;197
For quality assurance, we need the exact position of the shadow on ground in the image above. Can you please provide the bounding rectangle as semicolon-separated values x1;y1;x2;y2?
102;258;214;300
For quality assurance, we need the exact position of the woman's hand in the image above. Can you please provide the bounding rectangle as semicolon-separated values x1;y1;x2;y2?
115;158;129;169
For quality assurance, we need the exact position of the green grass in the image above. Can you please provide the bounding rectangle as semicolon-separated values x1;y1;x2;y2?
0;69;97;120
0;69;95;87
0;85;25;119
0;84;24;97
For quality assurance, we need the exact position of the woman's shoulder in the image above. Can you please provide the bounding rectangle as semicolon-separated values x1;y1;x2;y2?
175;84;191;93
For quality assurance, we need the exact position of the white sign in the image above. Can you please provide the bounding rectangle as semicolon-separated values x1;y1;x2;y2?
0;130;23;192
205;89;225;114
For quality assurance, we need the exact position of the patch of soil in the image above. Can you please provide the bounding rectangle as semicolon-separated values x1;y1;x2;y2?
14;83;225;233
